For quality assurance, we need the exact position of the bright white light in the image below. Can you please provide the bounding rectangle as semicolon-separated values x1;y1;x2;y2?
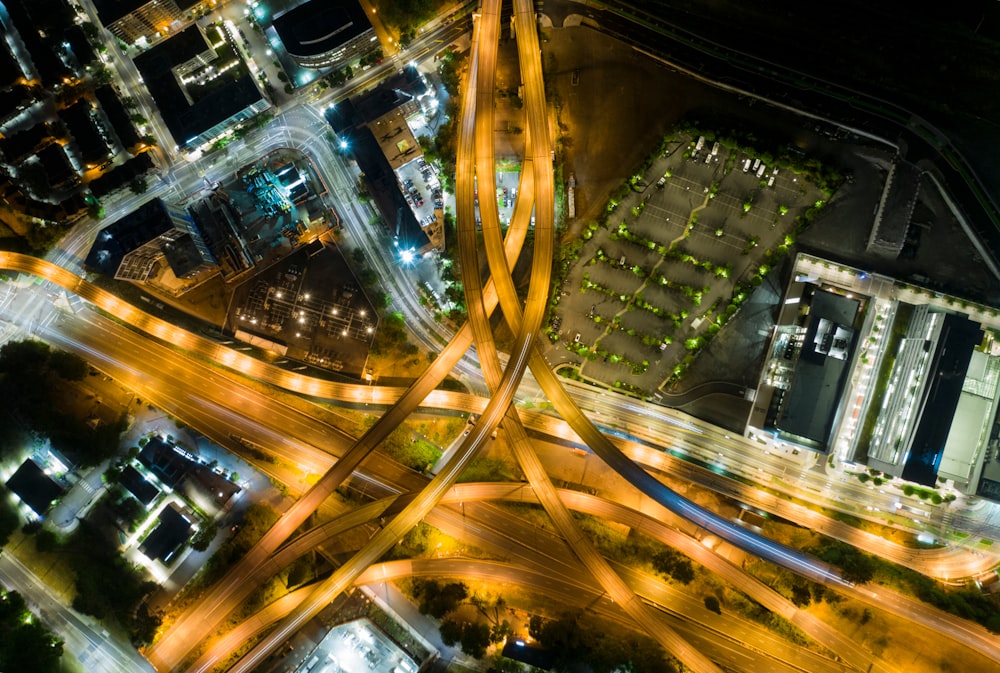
339;140;348;149
400;249;415;264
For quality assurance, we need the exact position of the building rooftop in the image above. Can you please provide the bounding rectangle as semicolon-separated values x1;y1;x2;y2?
0;42;23;89
35;142;76;188
138;436;240;508
132;24;263;149
85;199;176;276
91;0;149;25
0;123;53;164
775;288;860;450
0;84;34;123
5;459;65;516
139;504;191;563
121;465;160;505
88;152;155;199
64;24;97;70
161;230;208;278
59;99;109;167
901;312;981;485
272;0;373;58
344;126;429;253
2;0;73;87
95;85;141;150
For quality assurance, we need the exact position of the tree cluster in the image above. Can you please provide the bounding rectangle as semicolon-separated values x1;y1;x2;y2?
413;579;468;619
0;339;124;466
23;520;160;645
0;587;63;673
528;612;675;673
650;549;696;585
194;502;279;590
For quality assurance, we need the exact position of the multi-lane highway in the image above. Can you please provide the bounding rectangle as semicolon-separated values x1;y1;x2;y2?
5;249;1000;670
5;2;1000;672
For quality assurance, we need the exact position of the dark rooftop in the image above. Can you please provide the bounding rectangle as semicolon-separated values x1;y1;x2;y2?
162;231;208;278
139;504;191;563
340;66;426;128
500;641;555;670
342;125;429;252
85;198;176;276
64;24;97;70
272;0;372;58
35;142;76;188
5;459;65;516
138;436;190;487
88;152;155;199
0;42;23;89
0;123;53;164
0;85;34;119
775;289;860;450
132;24;263;149
2;0;73;87
902;313;982;486
95;85;141;150
137;436;241;507
91;0;149;25
121;465;159;505
59;99;109;167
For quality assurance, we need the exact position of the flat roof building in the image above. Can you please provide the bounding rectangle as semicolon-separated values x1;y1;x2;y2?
92;0;205;45
35;142;77;189
866;306;983;485
95;85;142;151
121;465;160;506
938;351;1000;492
139;503;191;563
133;23;269;153
753;253;1000;500
866;160;922;259
59;99;110;168
5;459;65;516
137;436;240;512
325;66;435;256
272;0;377;70
767;288;860;451
85;198;216;283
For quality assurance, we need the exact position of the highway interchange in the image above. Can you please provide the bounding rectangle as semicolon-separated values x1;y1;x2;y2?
3;1;1000;672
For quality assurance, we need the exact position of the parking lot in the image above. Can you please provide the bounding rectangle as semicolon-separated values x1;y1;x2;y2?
294;619;419;673
396;157;444;237
553;131;825;397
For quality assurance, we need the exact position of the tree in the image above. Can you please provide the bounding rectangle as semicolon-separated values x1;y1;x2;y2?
190;524;217;552
460;621;491;659
415;580;467;618
704;596;721;614
47;350;87;380
0;497;18;547
790;583;812;607
129;177;149;195
0;589;63;673
439;618;463;646
528;614;545;640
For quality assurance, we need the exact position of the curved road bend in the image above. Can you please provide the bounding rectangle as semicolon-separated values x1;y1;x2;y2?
184;7;554;671
459;1;725;671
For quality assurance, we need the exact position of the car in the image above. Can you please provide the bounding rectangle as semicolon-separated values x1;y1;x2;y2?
573;333;581;343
